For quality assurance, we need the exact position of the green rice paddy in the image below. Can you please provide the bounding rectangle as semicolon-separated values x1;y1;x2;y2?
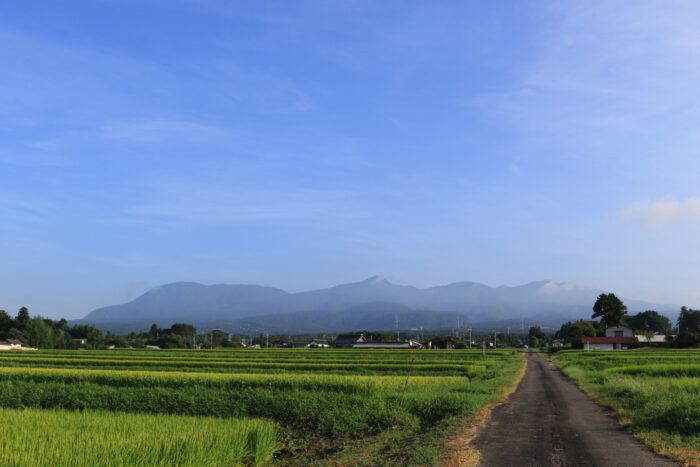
0;348;525;465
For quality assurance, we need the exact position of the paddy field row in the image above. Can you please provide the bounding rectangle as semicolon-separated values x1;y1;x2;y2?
0;349;525;465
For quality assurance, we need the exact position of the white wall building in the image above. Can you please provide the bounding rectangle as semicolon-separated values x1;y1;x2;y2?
605;326;634;337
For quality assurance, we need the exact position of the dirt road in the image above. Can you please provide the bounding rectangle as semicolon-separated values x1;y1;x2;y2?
470;352;677;466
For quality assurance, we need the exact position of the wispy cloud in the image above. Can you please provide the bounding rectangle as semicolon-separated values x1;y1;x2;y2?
127;201;325;222
124;180;367;224
99;119;235;143
622;196;700;227
473;2;700;136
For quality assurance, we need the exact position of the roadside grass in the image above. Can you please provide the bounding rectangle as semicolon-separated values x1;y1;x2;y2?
551;349;700;466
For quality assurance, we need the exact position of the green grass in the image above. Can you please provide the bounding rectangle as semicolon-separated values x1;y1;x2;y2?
0;408;277;466
0;349;525;464
551;349;700;465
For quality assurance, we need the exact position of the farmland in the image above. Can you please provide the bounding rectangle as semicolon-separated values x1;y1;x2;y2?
551;349;700;465
0;348;524;465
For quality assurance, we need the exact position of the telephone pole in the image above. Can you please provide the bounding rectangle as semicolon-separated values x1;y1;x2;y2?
394;313;400;341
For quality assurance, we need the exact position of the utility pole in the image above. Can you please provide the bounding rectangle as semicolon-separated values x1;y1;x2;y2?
394;313;399;342
266;333;269;349
494;332;497;349
469;327;472;350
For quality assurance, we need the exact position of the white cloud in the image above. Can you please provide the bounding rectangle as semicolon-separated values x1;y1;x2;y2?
123;179;368;224
622;196;700;227
127;201;324;222
539;281;577;294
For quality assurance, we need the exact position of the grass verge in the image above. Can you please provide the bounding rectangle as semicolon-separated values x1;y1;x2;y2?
550;350;700;466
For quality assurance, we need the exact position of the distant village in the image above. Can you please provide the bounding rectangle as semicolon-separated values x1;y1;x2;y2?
238;333;458;350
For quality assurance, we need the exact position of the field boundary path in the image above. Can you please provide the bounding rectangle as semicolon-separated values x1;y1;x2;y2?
470;352;677;467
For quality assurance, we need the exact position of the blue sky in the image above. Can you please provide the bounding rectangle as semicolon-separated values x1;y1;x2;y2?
2;1;700;319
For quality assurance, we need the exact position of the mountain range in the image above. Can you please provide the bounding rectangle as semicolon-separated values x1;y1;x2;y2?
72;277;679;334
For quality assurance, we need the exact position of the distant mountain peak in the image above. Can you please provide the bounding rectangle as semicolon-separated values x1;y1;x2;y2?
147;281;203;292
363;275;389;284
537;280;579;293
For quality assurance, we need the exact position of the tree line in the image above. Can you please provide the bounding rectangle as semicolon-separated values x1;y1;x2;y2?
0;307;104;349
555;293;700;348
0;307;234;349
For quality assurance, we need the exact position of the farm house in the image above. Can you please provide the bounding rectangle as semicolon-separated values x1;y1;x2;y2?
333;333;367;348
429;338;455;350
582;326;637;350
0;339;23;350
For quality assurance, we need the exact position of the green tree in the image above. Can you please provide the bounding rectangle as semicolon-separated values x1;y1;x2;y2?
28;317;54;348
675;332;699;348
53;329;73;349
16;307;31;332
592;293;627;328
0;310;12;337
157;334;184;349
105;331;129;348
555;320;597;348
7;327;27;343
625;310;672;333
211;330;229;347
528;326;546;346
69;324;104;349
528;326;546;347
678;307;700;334
170;323;196;338
56;318;70;331
131;337;147;348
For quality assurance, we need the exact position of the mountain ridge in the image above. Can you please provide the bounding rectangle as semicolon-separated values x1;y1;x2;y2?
72;277;678;334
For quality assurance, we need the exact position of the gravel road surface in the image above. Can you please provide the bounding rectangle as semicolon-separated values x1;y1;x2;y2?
470;352;677;466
